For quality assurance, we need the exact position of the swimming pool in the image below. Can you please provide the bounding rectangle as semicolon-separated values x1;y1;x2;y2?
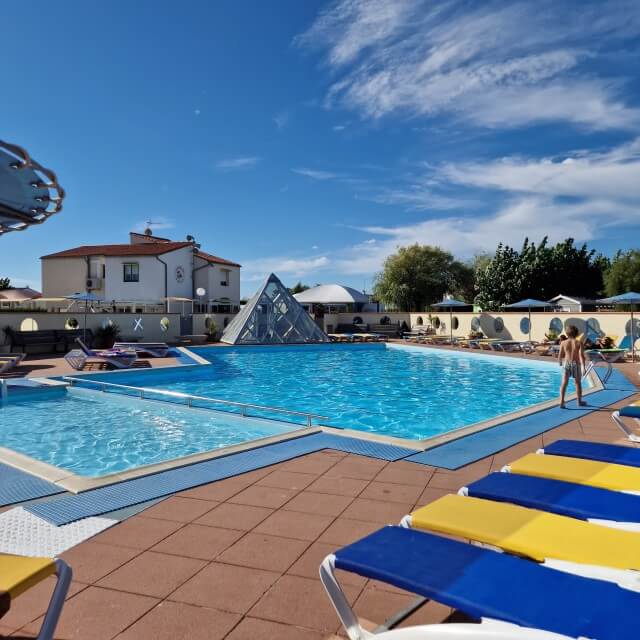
0;387;298;476
82;343;577;440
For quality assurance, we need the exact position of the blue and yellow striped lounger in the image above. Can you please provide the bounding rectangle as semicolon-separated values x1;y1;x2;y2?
541;439;640;468
0;554;71;640
505;453;640;492
405;493;640;587
321;525;640;639
463;472;640;530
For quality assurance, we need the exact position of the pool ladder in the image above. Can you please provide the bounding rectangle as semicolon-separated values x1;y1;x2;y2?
61;376;327;428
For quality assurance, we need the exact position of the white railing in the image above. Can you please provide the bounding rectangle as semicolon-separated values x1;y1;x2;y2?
61;376;327;428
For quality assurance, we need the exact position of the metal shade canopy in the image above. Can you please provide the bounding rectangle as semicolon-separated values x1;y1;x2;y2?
0;139;64;236
505;299;554;343
432;298;469;342
65;293;103;341
597;292;640;362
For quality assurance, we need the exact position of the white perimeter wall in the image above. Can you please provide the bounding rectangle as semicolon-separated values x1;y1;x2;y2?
0;312;183;349
333;310;637;343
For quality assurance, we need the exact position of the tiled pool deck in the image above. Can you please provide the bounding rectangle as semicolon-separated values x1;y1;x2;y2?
0;350;638;639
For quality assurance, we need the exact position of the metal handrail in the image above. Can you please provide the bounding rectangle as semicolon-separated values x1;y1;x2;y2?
61;376;327;427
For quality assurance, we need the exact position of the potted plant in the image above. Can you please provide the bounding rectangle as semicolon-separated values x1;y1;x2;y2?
93;323;121;349
206;320;218;342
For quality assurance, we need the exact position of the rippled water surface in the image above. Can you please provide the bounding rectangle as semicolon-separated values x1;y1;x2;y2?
96;343;573;440
0;388;296;476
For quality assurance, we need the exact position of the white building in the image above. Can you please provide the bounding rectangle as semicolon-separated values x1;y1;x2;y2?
41;231;241;309
293;284;376;313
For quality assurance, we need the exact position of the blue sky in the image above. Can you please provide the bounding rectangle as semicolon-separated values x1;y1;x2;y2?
2;0;639;296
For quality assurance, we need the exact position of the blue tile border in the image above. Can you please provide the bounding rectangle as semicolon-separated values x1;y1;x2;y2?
0;463;65;507
406;369;638;470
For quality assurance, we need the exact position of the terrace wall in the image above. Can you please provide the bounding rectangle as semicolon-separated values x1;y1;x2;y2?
334;310;637;343
0;312;183;351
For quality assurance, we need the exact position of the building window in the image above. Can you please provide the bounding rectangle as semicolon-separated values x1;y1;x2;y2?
123;263;139;282
220;269;230;286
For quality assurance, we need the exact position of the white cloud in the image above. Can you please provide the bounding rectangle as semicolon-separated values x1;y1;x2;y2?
332;124;347;131
241;255;330;281
274;110;290;131
298;0;640;130
292;167;341;180
215;157;261;171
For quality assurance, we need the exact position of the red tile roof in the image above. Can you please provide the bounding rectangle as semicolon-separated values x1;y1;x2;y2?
195;250;241;268
41;242;193;259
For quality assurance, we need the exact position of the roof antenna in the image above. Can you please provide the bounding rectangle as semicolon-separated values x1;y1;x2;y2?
144;220;161;236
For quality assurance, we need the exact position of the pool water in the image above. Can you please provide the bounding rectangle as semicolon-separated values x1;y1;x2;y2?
87;343;576;440
0;388;297;476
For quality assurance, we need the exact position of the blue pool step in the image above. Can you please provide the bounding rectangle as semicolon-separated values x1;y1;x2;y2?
27;432;418;525
0;463;65;507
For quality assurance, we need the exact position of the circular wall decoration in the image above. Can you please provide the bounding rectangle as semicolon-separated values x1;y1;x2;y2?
549;317;563;333
494;317;504;333
471;317;480;331
19;318;38;331
416;316;423;325
520;317;530;335
160;317;170;332
434;317;441;329
353;316;363;324
65;317;79;330
175;266;185;282
452;316;459;330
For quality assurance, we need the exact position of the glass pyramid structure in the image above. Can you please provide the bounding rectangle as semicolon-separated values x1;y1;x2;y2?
221;273;330;345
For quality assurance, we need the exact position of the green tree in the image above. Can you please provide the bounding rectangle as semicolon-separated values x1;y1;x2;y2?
289;281;310;294
475;237;606;310
373;244;470;311
605;250;640;295
0;277;10;290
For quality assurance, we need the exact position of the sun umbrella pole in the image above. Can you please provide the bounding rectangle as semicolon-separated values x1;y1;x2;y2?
632;308;636;363
450;308;453;343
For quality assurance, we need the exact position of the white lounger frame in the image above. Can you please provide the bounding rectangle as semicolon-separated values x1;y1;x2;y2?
319;554;572;640
611;409;640;442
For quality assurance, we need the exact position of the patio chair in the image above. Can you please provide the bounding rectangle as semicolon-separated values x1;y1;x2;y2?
503;453;640;493
461;471;640;532
320;525;640;640
539;438;640;468
112;342;169;357
402;493;640;588
0;553;71;640
612;402;640;442
64;348;137;371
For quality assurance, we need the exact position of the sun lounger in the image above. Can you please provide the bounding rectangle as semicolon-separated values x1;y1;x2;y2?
65;349;137;370
462;471;640;532
0;553;71;640
321;525;640;640
504;453;640;493
112;342;169;357
587;348;627;363
0;354;25;375
540;439;640;468
611;402;640;442
403;493;640;587
328;333;352;343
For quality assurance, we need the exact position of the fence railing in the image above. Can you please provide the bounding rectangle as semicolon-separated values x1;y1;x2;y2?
61;376;327;427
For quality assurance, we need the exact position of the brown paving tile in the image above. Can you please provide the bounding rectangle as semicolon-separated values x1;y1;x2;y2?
138;496;219;523
91;515;182;550
353;584;417;627
178;477;254;502
340;498;413;524
373;461;434;486
115;600;241;640
287;541;366;588
256;470;317;491
151;523;244;560
250;575;360;633
414;486;451;509
427;472;469;492
170;562;279;614
96;551;206;598
282;491;354;517
359;481;423;504
306;476;369;497
253;510;334;541
279;454;340;475
323;456;387;481
217;532;309;572
0;579;85;632
225;616;327;640
317;518;381;546
60;541;140;585
228;485;298;509
194;502;273;531
22;586;158;640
